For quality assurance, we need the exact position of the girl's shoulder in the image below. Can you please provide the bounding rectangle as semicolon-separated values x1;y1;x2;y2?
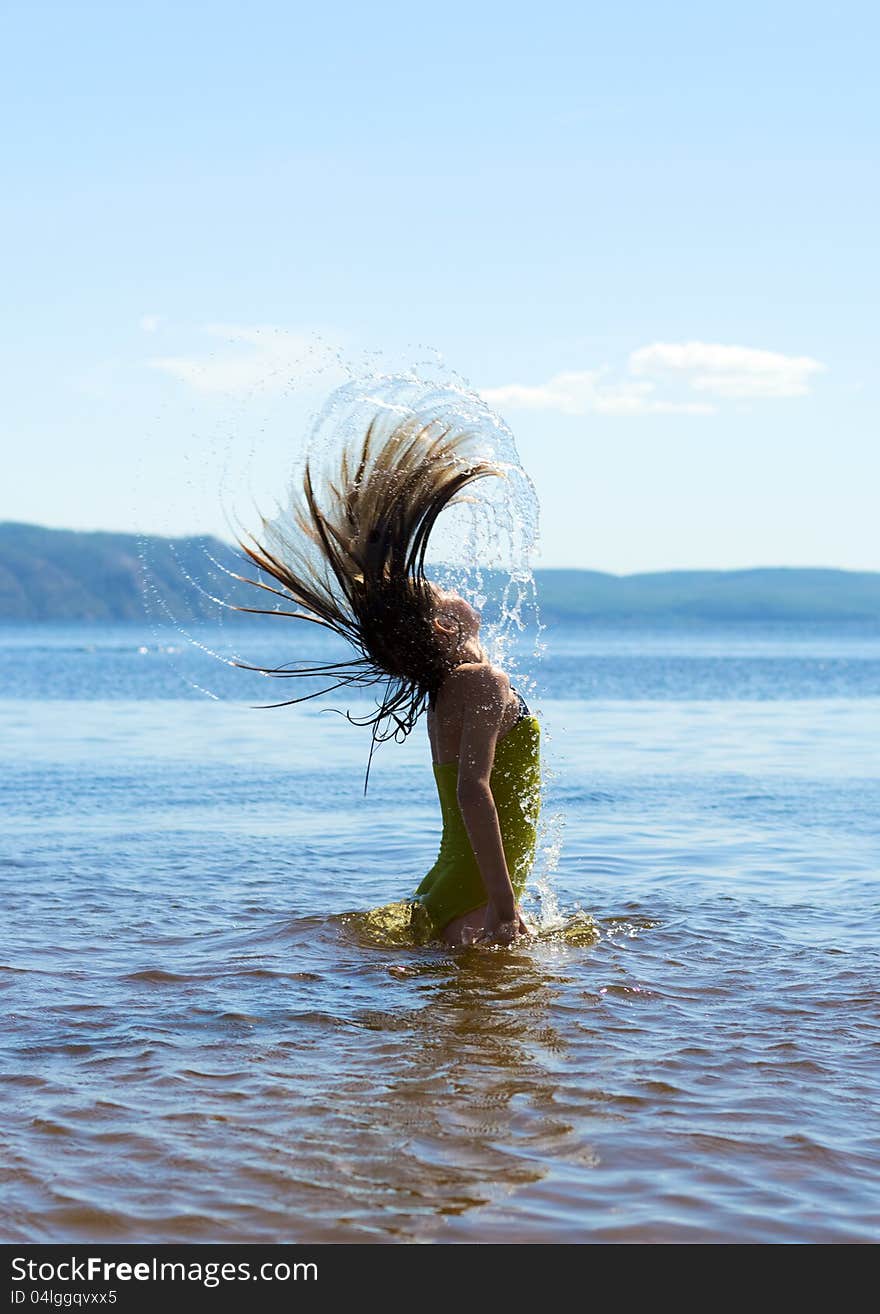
441;661;511;704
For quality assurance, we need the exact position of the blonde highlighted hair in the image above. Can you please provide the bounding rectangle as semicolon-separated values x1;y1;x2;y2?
229;411;505;791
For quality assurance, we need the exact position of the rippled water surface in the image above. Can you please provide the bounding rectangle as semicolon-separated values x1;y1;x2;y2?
2;621;879;1242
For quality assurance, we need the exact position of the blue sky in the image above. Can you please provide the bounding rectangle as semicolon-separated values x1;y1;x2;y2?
2;1;877;571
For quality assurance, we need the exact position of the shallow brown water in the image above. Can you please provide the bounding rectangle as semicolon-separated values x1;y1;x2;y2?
2;626;879;1242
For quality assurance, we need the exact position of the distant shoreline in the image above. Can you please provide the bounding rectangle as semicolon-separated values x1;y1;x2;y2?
2;522;879;624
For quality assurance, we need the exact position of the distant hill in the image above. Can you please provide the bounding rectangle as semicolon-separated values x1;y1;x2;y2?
532;566;880;623
0;523;233;622
1;522;879;623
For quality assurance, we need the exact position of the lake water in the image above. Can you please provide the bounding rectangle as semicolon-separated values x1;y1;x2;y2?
1;619;879;1242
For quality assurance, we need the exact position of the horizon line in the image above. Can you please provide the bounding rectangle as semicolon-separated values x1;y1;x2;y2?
0;519;876;579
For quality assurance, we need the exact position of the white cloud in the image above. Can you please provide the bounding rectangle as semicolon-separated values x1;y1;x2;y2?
147;323;341;395
629;340;826;398
140;313;163;333
483;368;716;417
483;340;826;416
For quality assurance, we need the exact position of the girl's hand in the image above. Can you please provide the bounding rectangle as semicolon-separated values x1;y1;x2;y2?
477;903;530;946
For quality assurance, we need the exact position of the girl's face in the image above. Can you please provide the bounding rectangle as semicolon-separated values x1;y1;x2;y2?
430;585;481;654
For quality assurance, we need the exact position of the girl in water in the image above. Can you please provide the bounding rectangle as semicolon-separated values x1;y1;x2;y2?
229;410;541;948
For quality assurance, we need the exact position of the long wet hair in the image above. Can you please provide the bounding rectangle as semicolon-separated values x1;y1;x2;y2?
228;410;506;792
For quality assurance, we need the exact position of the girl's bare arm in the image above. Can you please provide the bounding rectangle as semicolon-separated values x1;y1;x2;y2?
454;665;517;923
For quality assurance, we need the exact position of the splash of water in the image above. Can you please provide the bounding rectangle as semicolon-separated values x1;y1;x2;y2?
339;902;599;951
138;354;547;702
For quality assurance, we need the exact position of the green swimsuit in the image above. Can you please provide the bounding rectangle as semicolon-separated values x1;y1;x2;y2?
409;690;542;937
